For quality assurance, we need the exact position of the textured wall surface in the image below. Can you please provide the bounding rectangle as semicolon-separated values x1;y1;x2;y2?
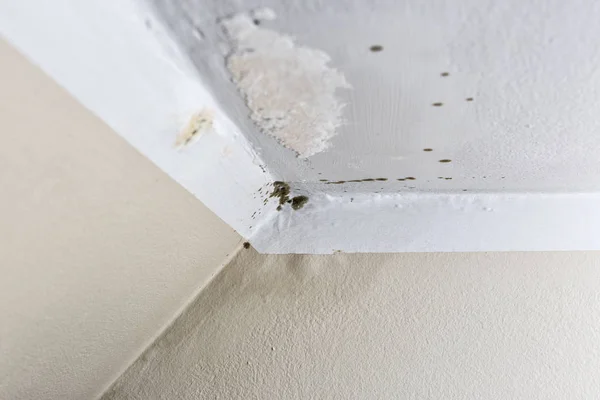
105;250;600;399
0;40;242;400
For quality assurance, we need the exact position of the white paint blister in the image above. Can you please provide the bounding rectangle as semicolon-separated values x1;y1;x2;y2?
221;10;350;158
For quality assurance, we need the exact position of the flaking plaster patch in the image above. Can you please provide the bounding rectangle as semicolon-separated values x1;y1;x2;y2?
221;10;350;158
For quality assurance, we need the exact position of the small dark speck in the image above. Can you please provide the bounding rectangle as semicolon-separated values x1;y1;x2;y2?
439;159;452;163
441;72;450;77
501;176;506;179
406;177;416;180
462;189;468;191
375;178;388;181
466;97;474;102
243;242;250;249
432;102;443;107
423;148;433;152
445;177;452;180
350;198;354;202
370;45;383;52
253;19;261;25
319;179;328;182
397;178;405;181
438;177;444;179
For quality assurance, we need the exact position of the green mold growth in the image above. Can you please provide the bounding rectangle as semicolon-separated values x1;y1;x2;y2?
270;181;290;211
269;181;309;211
291;195;309;210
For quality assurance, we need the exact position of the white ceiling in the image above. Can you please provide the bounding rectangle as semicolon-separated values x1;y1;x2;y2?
150;0;600;193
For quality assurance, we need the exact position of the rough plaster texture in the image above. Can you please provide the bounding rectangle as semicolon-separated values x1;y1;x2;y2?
105;250;600;399
222;9;350;158
0;40;242;400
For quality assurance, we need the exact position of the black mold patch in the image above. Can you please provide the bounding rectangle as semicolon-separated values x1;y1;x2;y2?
270;181;290;209
291;195;309;210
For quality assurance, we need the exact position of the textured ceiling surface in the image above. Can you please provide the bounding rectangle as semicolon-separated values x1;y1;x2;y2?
150;0;600;193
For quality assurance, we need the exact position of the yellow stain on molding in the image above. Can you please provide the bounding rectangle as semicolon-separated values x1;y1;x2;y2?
175;109;214;147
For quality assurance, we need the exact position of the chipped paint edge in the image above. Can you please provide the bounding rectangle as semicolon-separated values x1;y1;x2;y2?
0;0;281;238
251;192;600;253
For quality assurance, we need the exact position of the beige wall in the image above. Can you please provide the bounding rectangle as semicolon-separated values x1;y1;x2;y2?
0;40;242;400
105;250;600;399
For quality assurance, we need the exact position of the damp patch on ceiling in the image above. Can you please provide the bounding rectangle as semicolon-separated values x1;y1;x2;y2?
221;9;350;158
175;108;214;148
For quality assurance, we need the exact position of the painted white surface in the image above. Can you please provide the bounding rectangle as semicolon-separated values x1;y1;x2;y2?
103;250;600;399
0;40;242;400
149;0;600;192
253;192;600;253
4;0;600;253
0;0;278;239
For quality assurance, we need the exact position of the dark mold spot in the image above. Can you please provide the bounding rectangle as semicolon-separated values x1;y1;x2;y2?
439;159;452;163
375;178;388;181
432;102;443;107
423;148;433;152
291;195;309;210
270;181;290;208
243;242;250;249
441;72;450;77
370;45;383;52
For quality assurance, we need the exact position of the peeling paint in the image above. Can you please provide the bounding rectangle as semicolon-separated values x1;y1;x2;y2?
221;10;350;158
175;109;214;147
